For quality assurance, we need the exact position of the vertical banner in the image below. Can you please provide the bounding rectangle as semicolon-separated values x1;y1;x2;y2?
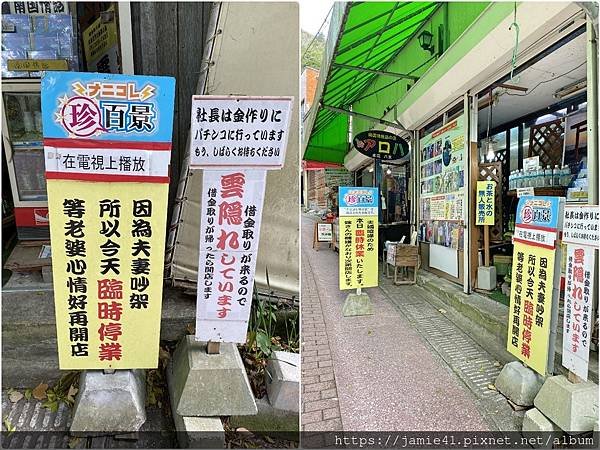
338;187;379;290
476;181;495;226
507;196;563;375
190;96;293;343
41;71;175;369
561;205;599;381
196;169;266;343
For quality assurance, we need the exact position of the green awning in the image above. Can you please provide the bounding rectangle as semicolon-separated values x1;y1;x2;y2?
304;1;439;164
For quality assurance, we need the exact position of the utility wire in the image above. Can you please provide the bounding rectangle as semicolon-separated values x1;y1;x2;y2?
301;4;334;62
505;61;587;97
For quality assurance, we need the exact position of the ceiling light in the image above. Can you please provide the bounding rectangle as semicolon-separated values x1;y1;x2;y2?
554;78;587;99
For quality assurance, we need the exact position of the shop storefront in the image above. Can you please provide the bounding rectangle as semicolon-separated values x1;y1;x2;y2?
2;1;134;240
302;1;597;297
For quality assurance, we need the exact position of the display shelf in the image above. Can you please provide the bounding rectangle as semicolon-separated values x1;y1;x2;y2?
507;186;567;197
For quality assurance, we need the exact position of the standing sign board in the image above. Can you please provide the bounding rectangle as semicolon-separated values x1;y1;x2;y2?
41;71;175;369
507;196;563;376
313;222;333;250
476;181;495;226
561;205;599;381
190;96;293;343
338;187;378;290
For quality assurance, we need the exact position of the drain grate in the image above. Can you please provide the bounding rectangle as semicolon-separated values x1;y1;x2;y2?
378;282;518;429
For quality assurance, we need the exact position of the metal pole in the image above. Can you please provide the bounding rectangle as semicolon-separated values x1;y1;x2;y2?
330;62;420;82
587;17;598;206
322;104;408;133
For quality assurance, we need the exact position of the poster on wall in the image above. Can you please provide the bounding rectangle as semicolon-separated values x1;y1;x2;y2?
506;196;563;376
41;71;175;369
419;116;465;250
338;187;378;290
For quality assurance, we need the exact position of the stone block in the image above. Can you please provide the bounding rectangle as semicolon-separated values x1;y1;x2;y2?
70;370;146;434
521;408;562;448
168;335;257;416
477;265;497;291
342;293;373;317
534;375;599;433
495;361;544;406
229;397;299;441
265;351;299;413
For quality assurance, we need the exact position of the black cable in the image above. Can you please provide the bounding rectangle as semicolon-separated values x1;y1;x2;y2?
301;4;334;62
505;61;586;97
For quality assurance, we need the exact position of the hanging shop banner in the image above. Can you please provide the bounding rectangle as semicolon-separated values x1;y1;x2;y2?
41;71;175;369
507;196;562;376
189;96;293;169
562;205;599;248
561;244;595;380
419;116;465;249
317;223;333;242
352;130;409;161
196;169;266;343
338;187;378;290
476;181;495;226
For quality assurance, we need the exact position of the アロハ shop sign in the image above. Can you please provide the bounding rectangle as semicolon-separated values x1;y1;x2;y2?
352;130;409;161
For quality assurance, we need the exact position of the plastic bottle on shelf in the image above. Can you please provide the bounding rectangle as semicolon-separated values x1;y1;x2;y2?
544;165;551;187
509;171;514;190
553;165;560;186
562;165;571;187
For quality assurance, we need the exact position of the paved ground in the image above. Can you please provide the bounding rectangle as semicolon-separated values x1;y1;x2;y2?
1;390;177;448
301;215;518;432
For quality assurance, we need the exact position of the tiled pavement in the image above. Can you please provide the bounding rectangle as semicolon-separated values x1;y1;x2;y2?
300;215;498;432
300;233;342;431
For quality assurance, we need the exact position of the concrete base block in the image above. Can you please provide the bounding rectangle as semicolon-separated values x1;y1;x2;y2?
495;361;544;406
477;265;497;291
41;266;53;284
534;375;599;434
266;351;299;414
342;293;373;317
229;397;299;441
70;370;146;435
521;408;561;448
168;335;257;417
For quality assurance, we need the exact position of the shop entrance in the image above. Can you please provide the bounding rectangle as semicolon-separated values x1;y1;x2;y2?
473;26;588;301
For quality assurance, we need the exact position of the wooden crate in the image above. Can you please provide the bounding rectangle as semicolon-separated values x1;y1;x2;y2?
386;244;419;285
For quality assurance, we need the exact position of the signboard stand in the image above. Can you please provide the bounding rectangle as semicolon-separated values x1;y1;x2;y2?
166;95;293;419
41;71;176;434
338;187;379;317
313;222;333;251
